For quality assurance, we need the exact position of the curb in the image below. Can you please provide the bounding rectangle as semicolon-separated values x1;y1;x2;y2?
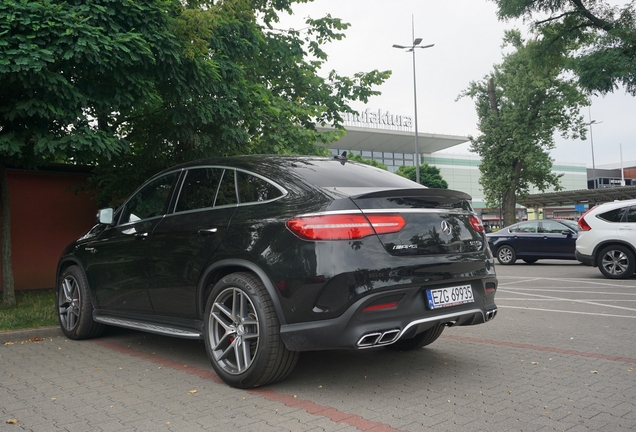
0;326;63;344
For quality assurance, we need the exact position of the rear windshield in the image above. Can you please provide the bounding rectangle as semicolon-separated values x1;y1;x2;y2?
288;159;423;188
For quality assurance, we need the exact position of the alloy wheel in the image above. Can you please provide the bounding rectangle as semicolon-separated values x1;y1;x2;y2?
58;276;81;332
601;249;629;276
497;245;516;265
208;287;260;375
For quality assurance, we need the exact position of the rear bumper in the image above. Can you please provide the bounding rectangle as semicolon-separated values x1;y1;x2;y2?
575;250;595;266
279;277;498;351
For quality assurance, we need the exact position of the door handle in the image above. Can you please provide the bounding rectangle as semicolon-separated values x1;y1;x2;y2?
198;228;218;236
134;232;149;240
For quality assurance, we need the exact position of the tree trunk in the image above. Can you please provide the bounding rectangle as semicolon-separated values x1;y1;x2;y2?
502;188;517;227
501;157;525;226
0;161;16;306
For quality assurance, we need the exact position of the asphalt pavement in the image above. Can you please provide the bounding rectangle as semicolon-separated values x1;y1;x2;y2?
2;260;636;431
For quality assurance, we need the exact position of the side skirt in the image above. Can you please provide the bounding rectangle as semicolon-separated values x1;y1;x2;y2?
93;311;204;340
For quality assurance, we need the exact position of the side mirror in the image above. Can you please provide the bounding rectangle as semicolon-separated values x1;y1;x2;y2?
561;230;573;236
96;208;114;225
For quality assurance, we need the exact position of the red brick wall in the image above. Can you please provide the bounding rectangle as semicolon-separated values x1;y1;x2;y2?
1;169;98;290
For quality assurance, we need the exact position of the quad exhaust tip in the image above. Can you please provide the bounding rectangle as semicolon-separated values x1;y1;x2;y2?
357;329;401;349
357;308;498;349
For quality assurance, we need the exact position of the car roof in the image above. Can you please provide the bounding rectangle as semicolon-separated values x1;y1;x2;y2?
498;219;575;229
153;155;426;191
589;198;636;213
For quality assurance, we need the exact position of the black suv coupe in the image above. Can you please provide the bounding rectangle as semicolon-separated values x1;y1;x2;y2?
57;155;498;388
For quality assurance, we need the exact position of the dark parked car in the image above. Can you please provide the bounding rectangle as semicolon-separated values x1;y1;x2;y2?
487;219;579;265
57;155;498;388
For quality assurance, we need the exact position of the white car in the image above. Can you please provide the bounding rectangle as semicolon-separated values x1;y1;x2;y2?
576;199;636;279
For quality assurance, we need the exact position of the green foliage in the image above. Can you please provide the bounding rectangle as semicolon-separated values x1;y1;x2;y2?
395;164;448;188
459;30;587;225
494;0;636;95
346;153;388;170
0;0;188;167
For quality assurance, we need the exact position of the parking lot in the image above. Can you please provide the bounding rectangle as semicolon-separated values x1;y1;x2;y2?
2;261;636;431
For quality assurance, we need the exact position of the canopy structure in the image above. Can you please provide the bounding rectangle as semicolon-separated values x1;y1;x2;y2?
518;185;636;208
318;124;469;155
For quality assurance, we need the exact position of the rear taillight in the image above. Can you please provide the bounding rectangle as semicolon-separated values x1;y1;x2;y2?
578;217;591;231
286;214;405;241
578;208;594;231
485;282;496;293
469;215;484;233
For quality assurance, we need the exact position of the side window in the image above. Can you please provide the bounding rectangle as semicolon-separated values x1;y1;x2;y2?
541;221;567;233
175;168;224;213
598;207;627;223
627;207;636;223
120;173;177;224
215;169;237;207
510;222;538;233
237;171;283;204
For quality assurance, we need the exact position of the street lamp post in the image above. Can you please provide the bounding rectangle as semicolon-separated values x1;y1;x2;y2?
587;113;602;189
393;18;434;185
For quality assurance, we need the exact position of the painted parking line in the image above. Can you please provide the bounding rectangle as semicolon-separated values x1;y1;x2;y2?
499;288;636;295
496;277;543;286
92;339;405;432
497;291;636;303
498;289;636;313
443;334;636;364
498;276;636;288
248;388;401;432
497;305;636;319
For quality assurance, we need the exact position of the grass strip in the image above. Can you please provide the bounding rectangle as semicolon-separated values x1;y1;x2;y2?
0;289;57;331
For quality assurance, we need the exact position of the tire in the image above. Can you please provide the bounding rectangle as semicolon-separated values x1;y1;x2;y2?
204;272;299;388
597;245;636;279
496;245;517;265
57;265;105;340
386;325;444;351
522;259;538;264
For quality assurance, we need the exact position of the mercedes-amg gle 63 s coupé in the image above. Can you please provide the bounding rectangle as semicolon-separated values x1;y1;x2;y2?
57;155;498;388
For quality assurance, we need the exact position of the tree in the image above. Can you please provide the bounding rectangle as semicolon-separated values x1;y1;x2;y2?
494;0;636;95
460;30;587;226
395;164;448;188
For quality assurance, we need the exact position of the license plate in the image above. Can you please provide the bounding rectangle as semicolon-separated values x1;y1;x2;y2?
426;285;474;309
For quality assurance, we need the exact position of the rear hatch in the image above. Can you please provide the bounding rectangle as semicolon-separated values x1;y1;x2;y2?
349;188;485;256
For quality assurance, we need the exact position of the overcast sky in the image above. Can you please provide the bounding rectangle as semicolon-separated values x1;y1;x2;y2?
278;0;636;167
